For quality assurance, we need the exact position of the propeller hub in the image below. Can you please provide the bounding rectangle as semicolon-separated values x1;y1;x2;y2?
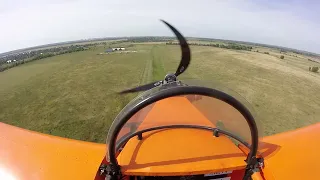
164;73;177;84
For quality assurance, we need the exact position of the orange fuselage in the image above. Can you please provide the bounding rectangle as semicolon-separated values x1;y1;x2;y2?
1;97;319;179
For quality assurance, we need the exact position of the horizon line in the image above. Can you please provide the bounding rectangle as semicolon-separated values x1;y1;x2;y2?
1;36;319;57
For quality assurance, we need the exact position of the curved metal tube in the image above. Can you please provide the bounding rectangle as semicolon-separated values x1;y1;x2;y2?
116;124;250;152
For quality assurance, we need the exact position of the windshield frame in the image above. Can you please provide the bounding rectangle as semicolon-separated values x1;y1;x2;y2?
116;125;251;151
107;84;259;170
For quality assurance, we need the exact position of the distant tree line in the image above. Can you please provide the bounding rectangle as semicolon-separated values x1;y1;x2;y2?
308;58;320;64
280;48;320;58
166;42;253;51
31;46;86;61
128;37;172;43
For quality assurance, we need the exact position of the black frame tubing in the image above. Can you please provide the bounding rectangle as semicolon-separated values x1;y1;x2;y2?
115;124;250;151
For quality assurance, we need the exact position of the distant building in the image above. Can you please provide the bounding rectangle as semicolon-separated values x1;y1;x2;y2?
105;49;113;53
104;47;126;53
112;47;125;51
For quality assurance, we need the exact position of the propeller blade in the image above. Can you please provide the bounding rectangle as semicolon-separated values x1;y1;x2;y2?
119;81;162;94
161;20;191;77
119;20;191;94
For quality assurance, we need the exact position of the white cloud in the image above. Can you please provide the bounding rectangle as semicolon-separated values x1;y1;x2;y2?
0;0;319;53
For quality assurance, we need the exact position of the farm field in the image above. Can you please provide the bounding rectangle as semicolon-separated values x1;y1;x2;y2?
0;42;320;142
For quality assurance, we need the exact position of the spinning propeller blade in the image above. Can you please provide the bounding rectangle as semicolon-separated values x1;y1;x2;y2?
160;20;191;77
119;20;191;94
119;81;162;94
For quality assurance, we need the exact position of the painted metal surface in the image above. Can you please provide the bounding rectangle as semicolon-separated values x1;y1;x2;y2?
0;123;105;180
259;122;320;180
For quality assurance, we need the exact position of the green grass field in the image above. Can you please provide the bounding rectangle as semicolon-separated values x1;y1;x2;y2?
1;43;320;142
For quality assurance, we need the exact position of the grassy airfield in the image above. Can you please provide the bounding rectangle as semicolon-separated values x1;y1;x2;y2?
0;42;319;142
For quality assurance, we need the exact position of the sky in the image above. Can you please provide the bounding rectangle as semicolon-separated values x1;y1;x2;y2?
0;0;320;54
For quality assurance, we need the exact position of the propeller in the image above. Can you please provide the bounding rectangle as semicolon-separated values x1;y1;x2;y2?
119;20;191;94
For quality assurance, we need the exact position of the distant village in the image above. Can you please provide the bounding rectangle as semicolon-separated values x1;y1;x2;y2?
0;43;96;72
0;41;137;72
1;45;89;64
